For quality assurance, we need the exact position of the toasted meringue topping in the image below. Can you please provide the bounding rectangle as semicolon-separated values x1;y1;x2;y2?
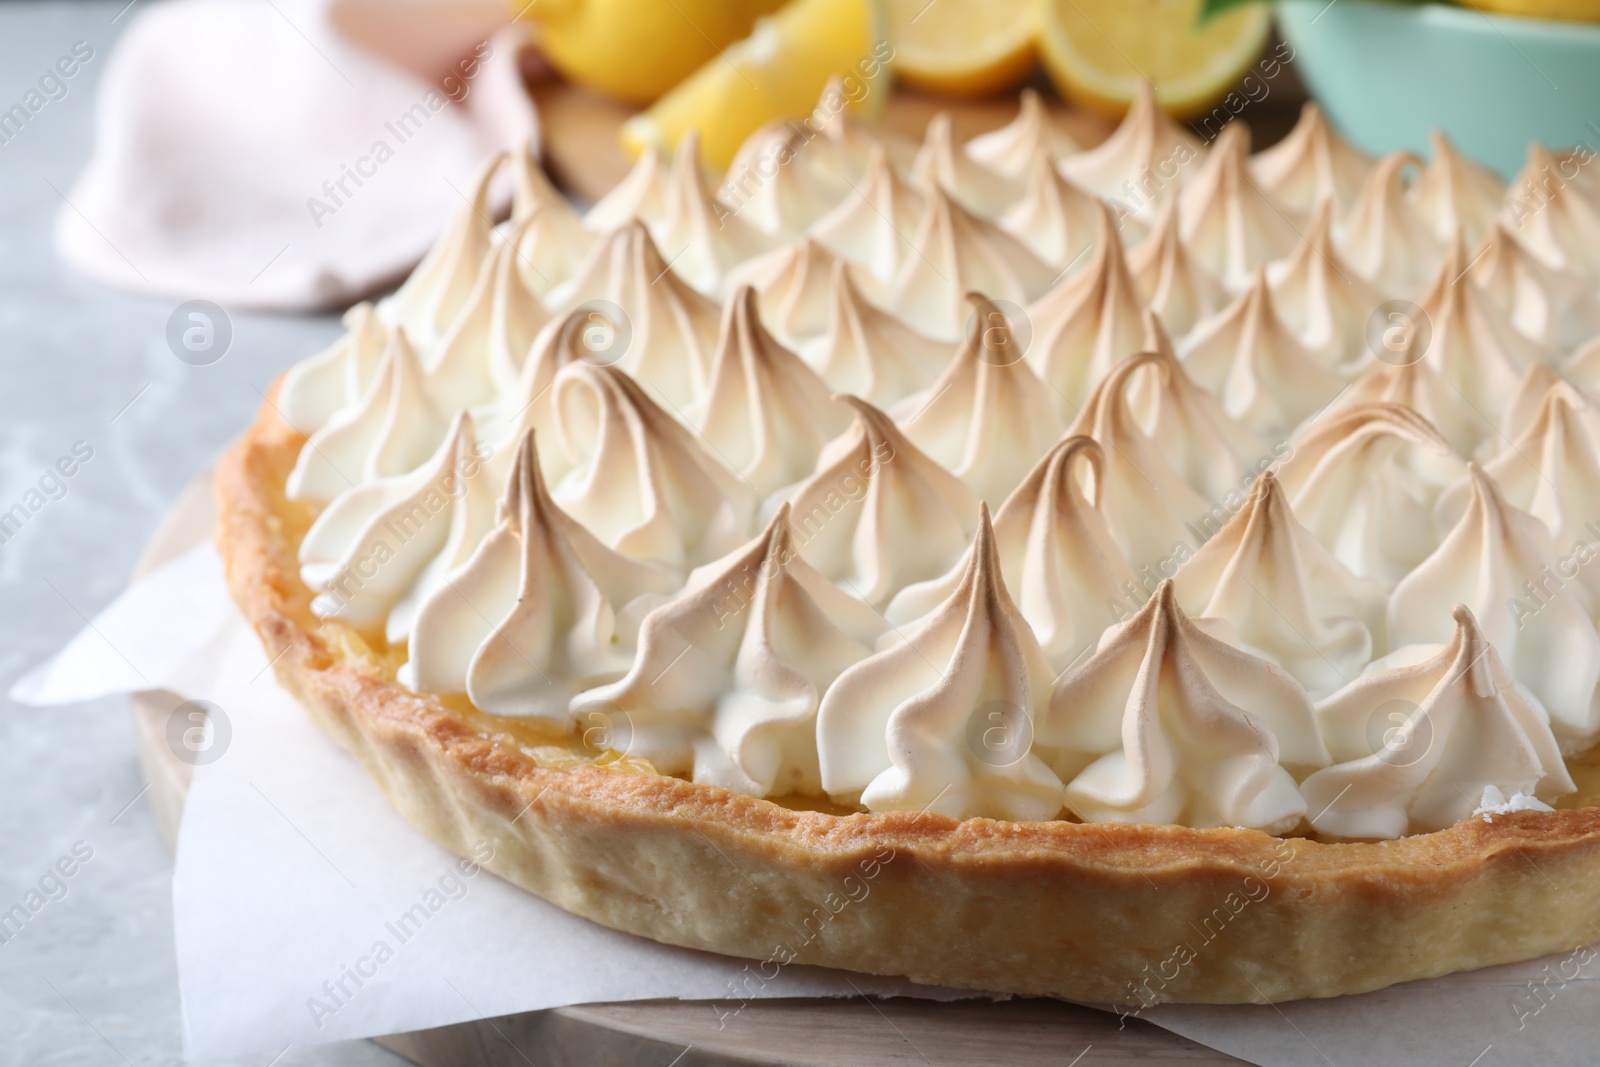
549;220;722;408
287;328;449;504
1060;81;1205;221
1026;203;1147;419
404;430;677;719
1065;350;1215;572
1335;337;1488;459
1410;130;1507;247
801;260;948;408
1173;472;1385;696
810;144;924;283
1037;581;1328;833
720;121;850;239
508;200;596;302
300;413;494;635
886;186;1056;340
1177;123;1302;291
1503;143;1600;284
583;146;669;233
1392;464;1600;745
1471;222;1600;353
965;89;1081;178
1415;231;1558;423
891;437;1135;672
1302;605;1574;839
689;287;850;495
1128;197;1230;338
998;151;1103;272
781;395;978;607
1337;152;1444;295
547;362;758;569
424;216;551;412
818;506;1068;821
1438;380;1600;601
1277;402;1464;589
1103;313;1273;503
1180;269;1344;438
646;131;774;296
725;237;842;349
278;303;389;434
1265;199;1388;376
1248;102;1373;219
891;294;1065;505
910;112;1021;219
579;504;883;792
380;153;501;353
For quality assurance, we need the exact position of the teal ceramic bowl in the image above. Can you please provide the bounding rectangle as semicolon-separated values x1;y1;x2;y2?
1277;0;1600;177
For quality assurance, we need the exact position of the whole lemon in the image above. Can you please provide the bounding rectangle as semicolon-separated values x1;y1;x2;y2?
515;0;789;104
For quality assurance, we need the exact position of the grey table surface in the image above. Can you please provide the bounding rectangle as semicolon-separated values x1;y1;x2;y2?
0;2;405;1064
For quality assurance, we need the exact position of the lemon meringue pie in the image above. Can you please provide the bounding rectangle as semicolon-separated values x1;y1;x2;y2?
219;107;1600;1009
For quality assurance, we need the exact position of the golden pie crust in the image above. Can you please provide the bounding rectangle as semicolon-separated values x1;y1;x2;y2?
217;389;1600;1006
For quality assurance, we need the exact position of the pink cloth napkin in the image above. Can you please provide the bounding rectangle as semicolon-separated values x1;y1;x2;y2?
57;0;539;310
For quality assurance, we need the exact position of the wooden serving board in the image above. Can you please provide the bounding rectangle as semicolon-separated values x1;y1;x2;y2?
133;531;1242;1057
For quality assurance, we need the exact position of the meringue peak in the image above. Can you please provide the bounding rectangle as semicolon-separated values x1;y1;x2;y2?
1302;603;1574;839
404;427;676;720
1060;80;1204;218
1173;470;1385;695
1129;195;1229;338
574;502;883;794
551;219;722;408
1180;267;1344;438
548;362;758;568
965;88;1081;178
1392;461;1600;747
1026;201;1147;419
691;285;850;495
1038;580;1327;833
1276;401;1464;588
887;185;1056;340
782;393;979;607
801;259;948;408
910;111;1021;219
1248;101;1373;218
817;503;1069;821
891;292;1065;505
1177;122;1302;290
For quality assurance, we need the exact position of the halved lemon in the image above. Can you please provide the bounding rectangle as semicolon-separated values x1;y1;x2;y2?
620;0;892;170
1038;0;1271;120
885;0;1038;97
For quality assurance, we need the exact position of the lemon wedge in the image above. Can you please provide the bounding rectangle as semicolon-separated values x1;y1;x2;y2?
885;0;1037;97
621;0;892;170
512;0;786;105
1038;0;1271;119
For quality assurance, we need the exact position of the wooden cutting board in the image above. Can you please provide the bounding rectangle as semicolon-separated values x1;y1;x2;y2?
129;474;1239;1065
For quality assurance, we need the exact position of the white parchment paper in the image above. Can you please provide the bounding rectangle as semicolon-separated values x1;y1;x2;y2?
15;539;1600;1065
